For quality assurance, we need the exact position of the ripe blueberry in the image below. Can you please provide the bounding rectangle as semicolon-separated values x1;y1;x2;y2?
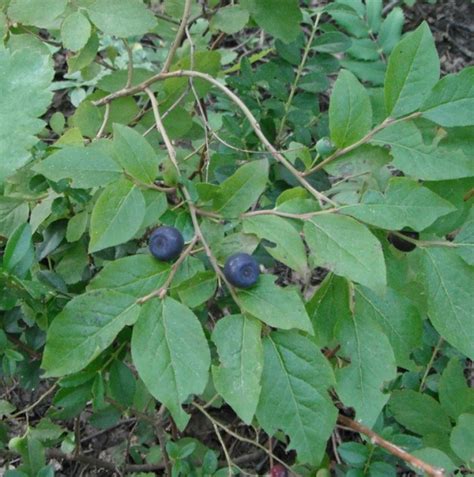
149;226;184;261
270;464;288;477
223;253;260;289
387;230;419;252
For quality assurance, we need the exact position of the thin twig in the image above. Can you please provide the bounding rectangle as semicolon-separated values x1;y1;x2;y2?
95;102;110;140
161;0;193;73
242;207;338;220
93;70;336;206
137;236;198;304
337;415;445;477
11;385;57;418
303;112;422;176
419;337;444;392
193;402;295;476
123;40;134;89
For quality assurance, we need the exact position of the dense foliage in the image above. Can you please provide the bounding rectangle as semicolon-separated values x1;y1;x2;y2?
0;0;473;476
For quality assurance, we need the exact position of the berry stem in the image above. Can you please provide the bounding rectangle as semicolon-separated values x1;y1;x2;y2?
137;236;198;304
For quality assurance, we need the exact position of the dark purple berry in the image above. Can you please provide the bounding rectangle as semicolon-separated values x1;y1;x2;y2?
387;230;419;252
149;226;184;261
223;253;260;289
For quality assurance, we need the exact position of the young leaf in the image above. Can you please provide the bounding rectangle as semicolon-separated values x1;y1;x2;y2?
86;0;156;38
42;290;140;377
212;315;263;424
88;255;170;296
335;312;397;427
421;66;474;127
341;177;455;231
0;49;53;184
355;286;422;369
304;214;386;293
34;145;122;189
329;69;372;148
89;178;146;253
421;248;474;359
243;215;308;275
112;124;158;184
212;160;268;217
372;121;474;180
236;275;313;333
389;390;451;436
256;331;337;465
385;22;439;118
131;298;210;430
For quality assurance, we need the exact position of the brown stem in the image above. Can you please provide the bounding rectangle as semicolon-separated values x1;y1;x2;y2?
337;415;445;477
161;0;193;73
303;112;422;176
93;70;335;206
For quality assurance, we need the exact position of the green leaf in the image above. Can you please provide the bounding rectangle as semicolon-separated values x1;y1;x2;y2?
66;211;89;243
87;0;156;38
113;124;158;184
61;11;91;52
88;255;170;296
34;144;122;189
109;360;136;408
306;274;351;347
0;49;53;184
243;215;308;275
68;32;99;73
312;32;352;53
372;121;474;180
421;67;474;127
7;0;67;28
355;286;422;369
236;275;313;333
210;5;249;34
212;160;268;217
450;414;474;464
411;448;456;474
385;22;439;117
335;312;396;427
304;214;386;293
174;271;217;308
366;0;382;34
256;331;337;465
212;315;263;424
89;178;146;253
454;208;474;265
438;358;474;421
378;7;403;54
4;223;34;278
329;69;372;148
42;290;140;377
243;0;302;43
0;197;29;238
341;178;455;231
131;298;210;430
389;390;451;436
421;248;474;359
